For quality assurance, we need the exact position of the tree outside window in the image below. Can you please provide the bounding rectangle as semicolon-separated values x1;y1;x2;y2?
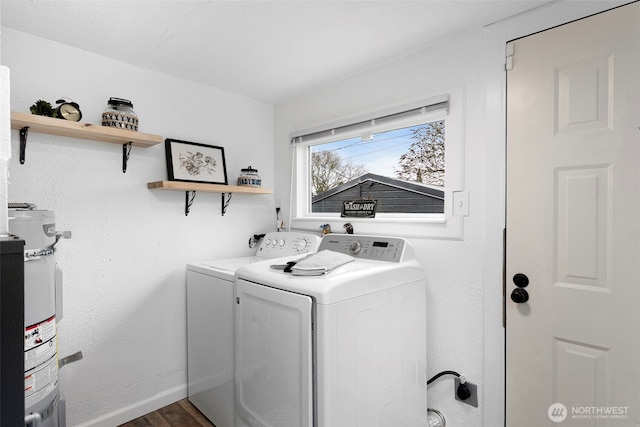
311;120;445;194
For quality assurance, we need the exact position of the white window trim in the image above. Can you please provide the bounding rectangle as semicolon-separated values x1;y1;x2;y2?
290;87;466;240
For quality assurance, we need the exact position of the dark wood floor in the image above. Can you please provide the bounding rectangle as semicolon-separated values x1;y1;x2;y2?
118;399;215;427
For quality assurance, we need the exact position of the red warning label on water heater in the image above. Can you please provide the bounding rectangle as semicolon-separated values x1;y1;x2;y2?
25;315;56;366
24;316;58;407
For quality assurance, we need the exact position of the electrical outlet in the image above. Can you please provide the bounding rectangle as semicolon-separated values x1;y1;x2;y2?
455;377;478;407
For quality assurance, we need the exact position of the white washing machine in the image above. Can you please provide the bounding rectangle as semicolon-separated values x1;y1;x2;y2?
187;231;321;427
234;234;427;427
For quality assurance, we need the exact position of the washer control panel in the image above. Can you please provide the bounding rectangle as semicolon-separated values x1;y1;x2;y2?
256;232;321;257
319;235;406;262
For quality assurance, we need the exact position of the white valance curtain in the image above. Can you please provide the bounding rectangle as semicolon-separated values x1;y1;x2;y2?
290;94;449;145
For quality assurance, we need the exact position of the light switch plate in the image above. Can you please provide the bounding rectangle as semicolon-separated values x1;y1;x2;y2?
452;191;469;216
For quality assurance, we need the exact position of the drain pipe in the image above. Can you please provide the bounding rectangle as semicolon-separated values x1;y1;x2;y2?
427;408;446;427
24;412;42;427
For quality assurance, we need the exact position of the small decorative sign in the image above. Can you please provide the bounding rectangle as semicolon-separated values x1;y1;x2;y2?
341;199;377;218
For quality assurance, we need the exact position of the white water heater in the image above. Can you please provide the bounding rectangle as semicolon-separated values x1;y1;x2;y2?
9;206;71;427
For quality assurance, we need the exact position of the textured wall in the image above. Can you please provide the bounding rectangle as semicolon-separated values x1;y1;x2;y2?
2;28;276;426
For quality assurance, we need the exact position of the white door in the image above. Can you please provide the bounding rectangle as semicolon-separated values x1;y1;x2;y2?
235;279;314;427
506;3;640;426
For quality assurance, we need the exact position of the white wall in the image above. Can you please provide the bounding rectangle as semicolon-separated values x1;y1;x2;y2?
1;28;276;426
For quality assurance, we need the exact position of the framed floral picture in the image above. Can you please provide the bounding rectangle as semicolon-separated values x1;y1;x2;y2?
165;138;228;185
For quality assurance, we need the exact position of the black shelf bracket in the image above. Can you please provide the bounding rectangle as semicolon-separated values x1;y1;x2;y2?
122;142;133;173
185;191;197;216
183;192;233;216
221;192;233;216
19;127;29;164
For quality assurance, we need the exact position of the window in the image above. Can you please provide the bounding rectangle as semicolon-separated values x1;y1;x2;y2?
290;89;465;239
310;120;445;214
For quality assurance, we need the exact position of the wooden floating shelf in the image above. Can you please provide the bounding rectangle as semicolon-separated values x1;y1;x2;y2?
148;181;272;216
11;111;162;147
147;181;272;194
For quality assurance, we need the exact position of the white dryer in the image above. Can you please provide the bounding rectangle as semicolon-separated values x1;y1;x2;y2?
234;234;427;427
187;231;321;427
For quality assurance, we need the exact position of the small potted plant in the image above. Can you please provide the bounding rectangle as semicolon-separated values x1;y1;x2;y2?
29;100;55;117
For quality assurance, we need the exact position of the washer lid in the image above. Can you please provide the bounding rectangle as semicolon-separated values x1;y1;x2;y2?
201;256;264;271
188;256;263;279
185;232;321;279
236;254;425;305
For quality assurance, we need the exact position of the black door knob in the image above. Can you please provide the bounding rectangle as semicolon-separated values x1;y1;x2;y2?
513;273;529;288
510;287;529;304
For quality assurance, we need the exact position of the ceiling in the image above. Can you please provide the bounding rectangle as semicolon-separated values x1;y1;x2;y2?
1;0;551;105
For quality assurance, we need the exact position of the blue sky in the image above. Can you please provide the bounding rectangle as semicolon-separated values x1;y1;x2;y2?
311;127;416;177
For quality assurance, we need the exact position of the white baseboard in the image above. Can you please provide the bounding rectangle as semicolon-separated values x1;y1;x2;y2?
74;384;187;427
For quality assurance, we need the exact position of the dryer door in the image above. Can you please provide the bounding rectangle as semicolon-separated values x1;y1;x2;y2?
235;279;314;427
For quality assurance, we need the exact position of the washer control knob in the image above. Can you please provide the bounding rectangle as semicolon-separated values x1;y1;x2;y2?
349;241;362;255
293;239;307;252
279;239;286;247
